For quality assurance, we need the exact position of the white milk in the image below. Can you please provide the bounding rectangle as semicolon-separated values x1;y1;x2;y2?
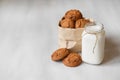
82;22;105;64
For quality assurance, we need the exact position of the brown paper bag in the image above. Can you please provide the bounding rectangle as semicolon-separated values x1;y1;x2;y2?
58;27;84;52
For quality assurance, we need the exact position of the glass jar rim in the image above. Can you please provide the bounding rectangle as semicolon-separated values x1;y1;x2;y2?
85;22;104;34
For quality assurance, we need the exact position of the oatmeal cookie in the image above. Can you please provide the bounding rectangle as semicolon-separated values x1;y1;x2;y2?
59;18;75;28
51;48;70;61
62;53;82;67
75;19;90;28
65;9;83;21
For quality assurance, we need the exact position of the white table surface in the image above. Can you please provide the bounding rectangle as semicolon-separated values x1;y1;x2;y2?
0;0;120;80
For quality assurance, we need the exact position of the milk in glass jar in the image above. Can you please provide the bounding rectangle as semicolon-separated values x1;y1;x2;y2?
82;22;105;64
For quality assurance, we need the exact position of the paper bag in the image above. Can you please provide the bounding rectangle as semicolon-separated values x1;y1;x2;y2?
58;27;84;52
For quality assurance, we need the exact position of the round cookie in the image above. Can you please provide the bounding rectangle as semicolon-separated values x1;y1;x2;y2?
65;9;83;21
59;18;75;28
62;53;82;67
75;19;90;28
51;48;70;61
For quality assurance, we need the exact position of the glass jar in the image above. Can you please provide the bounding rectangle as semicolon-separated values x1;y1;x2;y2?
81;22;105;64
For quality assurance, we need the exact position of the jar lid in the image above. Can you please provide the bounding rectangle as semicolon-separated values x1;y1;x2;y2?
85;22;104;34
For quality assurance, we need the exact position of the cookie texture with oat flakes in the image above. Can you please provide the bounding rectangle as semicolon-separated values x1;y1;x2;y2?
62;53;82;67
59;18;75;28
65;9;83;21
75;19;90;28
51;48;70;61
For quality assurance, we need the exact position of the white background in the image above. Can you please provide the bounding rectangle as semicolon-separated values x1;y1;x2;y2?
0;0;120;80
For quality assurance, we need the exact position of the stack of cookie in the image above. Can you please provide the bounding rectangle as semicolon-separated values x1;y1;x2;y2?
59;9;90;28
